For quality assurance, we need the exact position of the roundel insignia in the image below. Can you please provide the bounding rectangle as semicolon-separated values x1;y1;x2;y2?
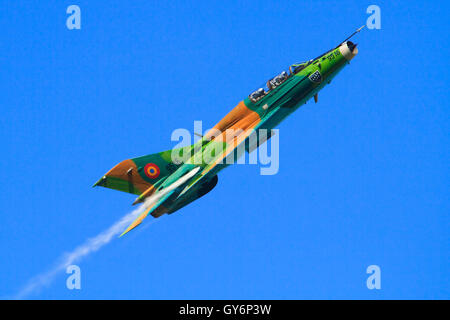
144;163;160;179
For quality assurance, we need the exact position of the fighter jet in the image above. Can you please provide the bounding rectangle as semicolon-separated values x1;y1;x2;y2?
93;27;364;236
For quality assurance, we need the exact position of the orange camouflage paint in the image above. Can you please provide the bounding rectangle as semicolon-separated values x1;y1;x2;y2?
104;159;152;194
204;100;261;141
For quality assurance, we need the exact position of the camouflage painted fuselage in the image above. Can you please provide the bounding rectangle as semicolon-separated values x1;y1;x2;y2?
94;40;358;221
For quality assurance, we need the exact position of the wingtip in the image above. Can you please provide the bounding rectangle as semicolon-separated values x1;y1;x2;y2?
119;204;154;238
119;223;138;238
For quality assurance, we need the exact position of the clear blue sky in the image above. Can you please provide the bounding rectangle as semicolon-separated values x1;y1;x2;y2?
0;1;448;299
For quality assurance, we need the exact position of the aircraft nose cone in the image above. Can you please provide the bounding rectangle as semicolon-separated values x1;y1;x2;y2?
339;41;358;61
346;41;357;52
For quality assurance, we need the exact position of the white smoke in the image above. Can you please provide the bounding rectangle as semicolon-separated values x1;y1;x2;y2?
12;201;149;299
12;166;200;299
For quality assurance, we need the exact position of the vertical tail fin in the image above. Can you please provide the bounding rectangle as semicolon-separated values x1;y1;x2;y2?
93;145;194;196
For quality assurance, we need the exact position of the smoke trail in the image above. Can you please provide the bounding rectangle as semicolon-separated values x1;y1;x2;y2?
12;167;200;299
13;198;155;299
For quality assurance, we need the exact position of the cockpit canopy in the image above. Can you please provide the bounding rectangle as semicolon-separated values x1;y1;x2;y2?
249;61;312;103
268;71;288;89
289;62;307;75
249;88;266;102
249;70;290;103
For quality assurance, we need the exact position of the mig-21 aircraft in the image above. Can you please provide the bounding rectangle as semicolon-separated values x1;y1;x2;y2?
93;27;364;236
